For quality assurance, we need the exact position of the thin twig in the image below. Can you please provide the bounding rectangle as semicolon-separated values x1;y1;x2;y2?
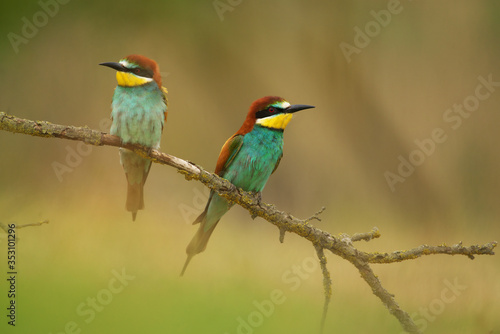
314;245;332;334
351;258;422;334
351;227;381;242
305;206;326;223
362;241;498;263
16;220;50;229
279;226;287;243
0;220;49;232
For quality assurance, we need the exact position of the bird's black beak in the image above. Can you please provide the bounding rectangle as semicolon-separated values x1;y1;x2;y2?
287;104;315;114
99;62;127;72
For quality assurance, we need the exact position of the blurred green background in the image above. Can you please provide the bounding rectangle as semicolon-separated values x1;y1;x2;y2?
0;0;499;333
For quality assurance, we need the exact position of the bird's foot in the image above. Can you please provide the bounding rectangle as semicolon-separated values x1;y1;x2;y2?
248;192;262;219
251;191;262;204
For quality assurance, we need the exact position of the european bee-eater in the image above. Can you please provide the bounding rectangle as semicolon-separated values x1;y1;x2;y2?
181;96;314;275
100;55;168;221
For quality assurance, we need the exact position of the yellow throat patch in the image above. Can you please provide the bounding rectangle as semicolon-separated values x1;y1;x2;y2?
256;113;293;130
116;71;152;87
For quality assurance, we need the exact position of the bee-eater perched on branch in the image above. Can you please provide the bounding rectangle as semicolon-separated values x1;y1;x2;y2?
100;55;168;221
181;96;314;275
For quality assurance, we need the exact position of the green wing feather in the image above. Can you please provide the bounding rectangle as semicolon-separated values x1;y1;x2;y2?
272;153;283;174
215;134;244;176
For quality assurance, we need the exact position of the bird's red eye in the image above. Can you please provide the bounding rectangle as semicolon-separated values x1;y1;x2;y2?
134;68;141;74
269;107;276;113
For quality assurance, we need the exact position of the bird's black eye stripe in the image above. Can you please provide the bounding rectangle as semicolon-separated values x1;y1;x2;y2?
126;67;154;78
255;106;284;119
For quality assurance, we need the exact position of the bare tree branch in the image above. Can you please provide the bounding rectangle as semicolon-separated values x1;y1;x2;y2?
351;227;381;242
352;258;421;333
0;220;49;243
0;220;49;232
16;220;50;229
315;245;332;333
1;112;497;333
363;241;497;263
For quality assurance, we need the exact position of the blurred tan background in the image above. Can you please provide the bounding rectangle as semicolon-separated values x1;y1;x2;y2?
0;1;499;333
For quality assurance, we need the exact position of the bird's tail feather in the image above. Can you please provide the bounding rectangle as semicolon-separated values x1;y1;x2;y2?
126;182;144;221
181;214;219;276
180;254;193;277
120;149;151;221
